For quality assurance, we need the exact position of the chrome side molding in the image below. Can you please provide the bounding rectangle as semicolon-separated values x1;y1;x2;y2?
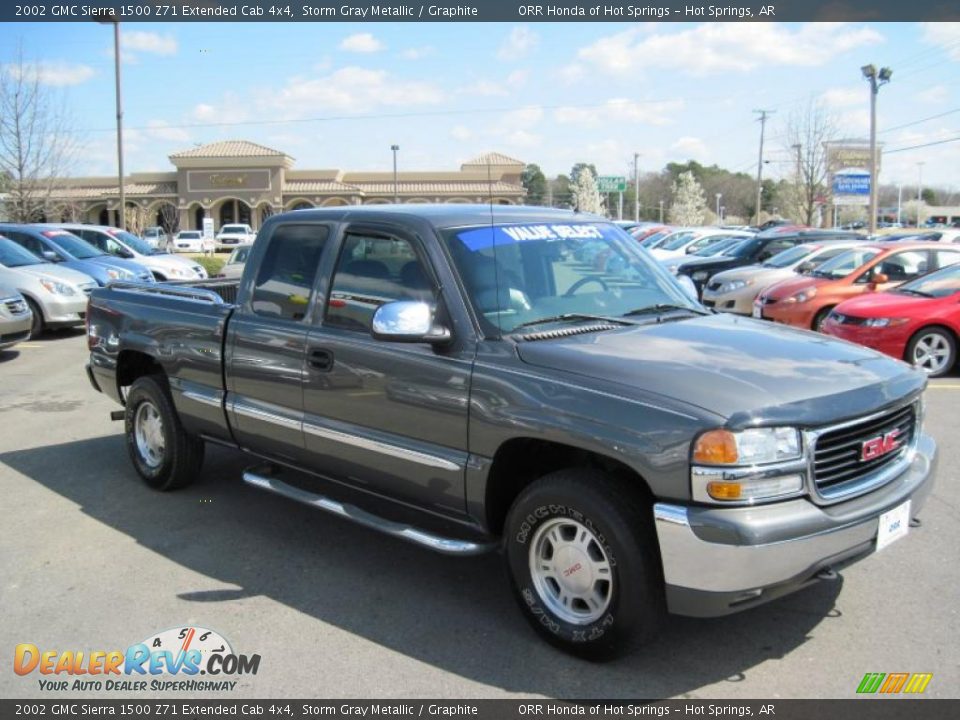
242;471;496;557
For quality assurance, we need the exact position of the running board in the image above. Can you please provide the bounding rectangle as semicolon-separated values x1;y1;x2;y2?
242;471;496;556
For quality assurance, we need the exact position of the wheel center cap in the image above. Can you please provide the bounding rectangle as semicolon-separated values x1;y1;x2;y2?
554;546;592;594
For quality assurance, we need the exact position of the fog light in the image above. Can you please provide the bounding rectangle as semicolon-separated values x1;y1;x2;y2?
706;474;804;503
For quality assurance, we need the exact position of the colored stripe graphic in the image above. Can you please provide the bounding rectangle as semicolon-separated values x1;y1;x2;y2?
857;673;885;694
880;673;909;693
903;673;933;694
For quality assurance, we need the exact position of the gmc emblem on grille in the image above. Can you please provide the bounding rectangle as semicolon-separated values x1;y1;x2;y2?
861;429;902;462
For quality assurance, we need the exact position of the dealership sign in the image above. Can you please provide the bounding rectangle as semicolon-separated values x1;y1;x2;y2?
833;173;871;196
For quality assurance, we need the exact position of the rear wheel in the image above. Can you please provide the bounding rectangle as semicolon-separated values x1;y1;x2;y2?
125;375;204;490
24;297;43;337
503;469;665;660
906;327;957;377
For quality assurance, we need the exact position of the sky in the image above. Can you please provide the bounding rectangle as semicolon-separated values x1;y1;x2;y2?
4;21;960;192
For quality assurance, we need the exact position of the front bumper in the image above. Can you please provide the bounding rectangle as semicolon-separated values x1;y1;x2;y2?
701;287;756;315
821;319;910;361
754;298;817;329
654;432;937;617
0;314;32;348
40;294;88;328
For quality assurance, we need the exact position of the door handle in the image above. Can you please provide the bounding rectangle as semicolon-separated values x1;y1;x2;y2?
308;348;334;372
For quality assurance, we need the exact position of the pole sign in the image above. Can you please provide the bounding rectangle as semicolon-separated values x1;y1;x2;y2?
598;176;627;193
832;173;871;196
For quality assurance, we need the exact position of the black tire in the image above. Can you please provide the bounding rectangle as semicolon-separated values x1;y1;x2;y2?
906;326;957;378
124;375;204;490
24;297;43;337
503;469;665;660
812;306;835;332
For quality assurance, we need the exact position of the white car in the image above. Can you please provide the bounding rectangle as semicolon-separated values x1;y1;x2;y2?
215;223;256;250
141;226;169;250
59;224;208;282
172;230;210;253
651;230;754;261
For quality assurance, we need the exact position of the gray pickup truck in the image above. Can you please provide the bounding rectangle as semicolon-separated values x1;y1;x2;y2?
86;205;936;659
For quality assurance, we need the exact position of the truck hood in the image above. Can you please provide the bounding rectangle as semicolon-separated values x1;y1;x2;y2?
515;313;924;427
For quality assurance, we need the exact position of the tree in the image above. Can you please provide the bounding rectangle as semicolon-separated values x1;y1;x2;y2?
782;99;837;226
0;48;77;222
570;162;598;185
570;166;602;214
668;171;707;225
521;163;547;206
550;174;571;208
921;188;937;205
124;204;150;237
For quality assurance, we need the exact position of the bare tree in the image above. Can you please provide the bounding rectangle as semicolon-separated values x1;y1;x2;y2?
124;204;149;237
0;48;78;222
782;99;837;227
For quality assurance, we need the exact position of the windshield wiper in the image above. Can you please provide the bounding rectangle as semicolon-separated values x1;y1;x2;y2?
895;288;934;298
623;304;709;318
511;313;632;332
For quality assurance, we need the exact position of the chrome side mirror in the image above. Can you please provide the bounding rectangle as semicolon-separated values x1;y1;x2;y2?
371;301;451;344
676;275;699;302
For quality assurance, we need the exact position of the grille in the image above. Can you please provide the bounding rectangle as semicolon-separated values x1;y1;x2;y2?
702;299;716;308
79;283;96;295
706;281;723;292
813;404;915;496
760;295;778;306
4;297;28;315
830;312;867;326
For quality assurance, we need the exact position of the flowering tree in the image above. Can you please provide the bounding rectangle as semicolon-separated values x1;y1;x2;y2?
669;171;707;225
570;165;603;214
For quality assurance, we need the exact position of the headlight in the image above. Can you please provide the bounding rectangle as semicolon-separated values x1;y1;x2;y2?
38;277;77;296
692;270;709;281
693;427;801;465
719;279;751;293
106;268;133;281
862;317;908;328
785;286;817;303
168;267;188;278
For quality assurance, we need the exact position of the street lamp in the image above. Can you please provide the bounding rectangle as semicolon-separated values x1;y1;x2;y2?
917;161;925;227
99;16;125;230
862;63;892;235
390;144;399;204
715;193;722;225
720;205;725;223
658;199;664;224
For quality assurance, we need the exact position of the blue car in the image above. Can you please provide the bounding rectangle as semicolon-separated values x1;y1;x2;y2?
0;224;154;286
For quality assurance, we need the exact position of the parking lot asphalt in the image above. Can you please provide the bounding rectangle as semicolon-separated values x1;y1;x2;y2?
0;330;957;700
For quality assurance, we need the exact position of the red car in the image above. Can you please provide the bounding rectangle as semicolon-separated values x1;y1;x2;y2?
822;262;960;376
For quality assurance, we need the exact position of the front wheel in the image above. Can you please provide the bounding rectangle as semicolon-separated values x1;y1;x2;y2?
906;327;957;377
24;297;44;337
125;375;204;490
812;306;835;332
503;469;665;660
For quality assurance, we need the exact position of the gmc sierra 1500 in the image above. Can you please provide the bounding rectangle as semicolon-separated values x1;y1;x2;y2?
86;205;936;658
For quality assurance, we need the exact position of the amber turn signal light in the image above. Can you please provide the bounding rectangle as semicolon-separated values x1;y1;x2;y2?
692;429;739;465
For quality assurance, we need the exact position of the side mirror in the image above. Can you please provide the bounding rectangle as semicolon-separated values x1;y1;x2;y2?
676;275;699;302
119;248;134;259
42;250;60;262
371;301;451;345
867;272;888;291
796;261;814;274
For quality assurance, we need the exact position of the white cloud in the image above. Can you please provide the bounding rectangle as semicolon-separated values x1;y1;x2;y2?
504;130;541;149
555;98;683;127
506;69;529;88
339;33;385;53
122;31;178;56
837;108;871;136
400;46;433;60
577;23;884;76
5;61;95;86
450;125;473;141
193;103;216;121
462;80;508;97
272;67;443;115
671;137;708;160
145;121;190;143
820;86;864;109
497;26;539;61
919;22;960;61
558;63;585;84
916;85;948;104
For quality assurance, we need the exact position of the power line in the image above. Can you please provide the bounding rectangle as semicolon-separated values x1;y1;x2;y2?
885;134;960;154
880;108;960;134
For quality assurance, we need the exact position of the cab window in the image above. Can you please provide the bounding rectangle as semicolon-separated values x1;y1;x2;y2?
251;224;329;321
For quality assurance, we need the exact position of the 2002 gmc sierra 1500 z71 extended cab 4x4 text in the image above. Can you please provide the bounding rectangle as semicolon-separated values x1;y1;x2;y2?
85;205;937;659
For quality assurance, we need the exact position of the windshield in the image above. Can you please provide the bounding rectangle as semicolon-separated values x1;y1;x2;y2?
179;231;202;239
43;231;104;259
810;248;882;279
0;238;47;267
221;225;247;233
441;222;698;335
110;229;161;255
640;230;671;248
228;246;251;264
895;263;960;298
659;231;697;251
762;244;816;269
729;237;763;259
699;237;745;257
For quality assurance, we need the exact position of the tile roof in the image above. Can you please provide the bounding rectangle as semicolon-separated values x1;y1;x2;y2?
49;182;177;200
283;180;361;193
169;140;288;159
462;152;525;167
350;181;523;194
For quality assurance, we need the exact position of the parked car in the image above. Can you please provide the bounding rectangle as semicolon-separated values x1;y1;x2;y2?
215;223;256;249
58;224;208;282
86;204;936;659
0;224;152;286
0;284;32;350
755;242;960;331
822;262;960;377
638;227;675;249
172;230;207;253
702;239;867;315
675;231;839;295
141;226;169;250
659;236;749;275
216;245;251;279
0;237;96;335
651;230;754;261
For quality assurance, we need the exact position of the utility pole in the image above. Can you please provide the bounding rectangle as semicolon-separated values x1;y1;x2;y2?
391;144;399;204
753;109;773;226
917;161;925;227
658;199;664;224
862;64;892;234
633;152;641;222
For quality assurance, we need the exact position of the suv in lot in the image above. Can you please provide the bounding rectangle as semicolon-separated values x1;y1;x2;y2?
86;205;936;659
215;223;256;250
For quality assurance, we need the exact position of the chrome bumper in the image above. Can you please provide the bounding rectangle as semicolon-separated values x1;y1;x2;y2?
654;432;937;617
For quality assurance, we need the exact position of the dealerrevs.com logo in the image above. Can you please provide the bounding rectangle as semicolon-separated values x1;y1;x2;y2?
14;626;261;692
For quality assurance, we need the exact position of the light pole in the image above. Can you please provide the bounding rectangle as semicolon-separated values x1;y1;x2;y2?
720;205;725;223
390;144;399;204
715;193;722;225
633;152;640;223
753;109;773;226
862;63;892;235
658;199;664;224
897;184;902;226
916;161;925;227
99;17;125;230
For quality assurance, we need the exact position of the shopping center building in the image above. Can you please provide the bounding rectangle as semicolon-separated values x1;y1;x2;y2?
45;140;527;231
